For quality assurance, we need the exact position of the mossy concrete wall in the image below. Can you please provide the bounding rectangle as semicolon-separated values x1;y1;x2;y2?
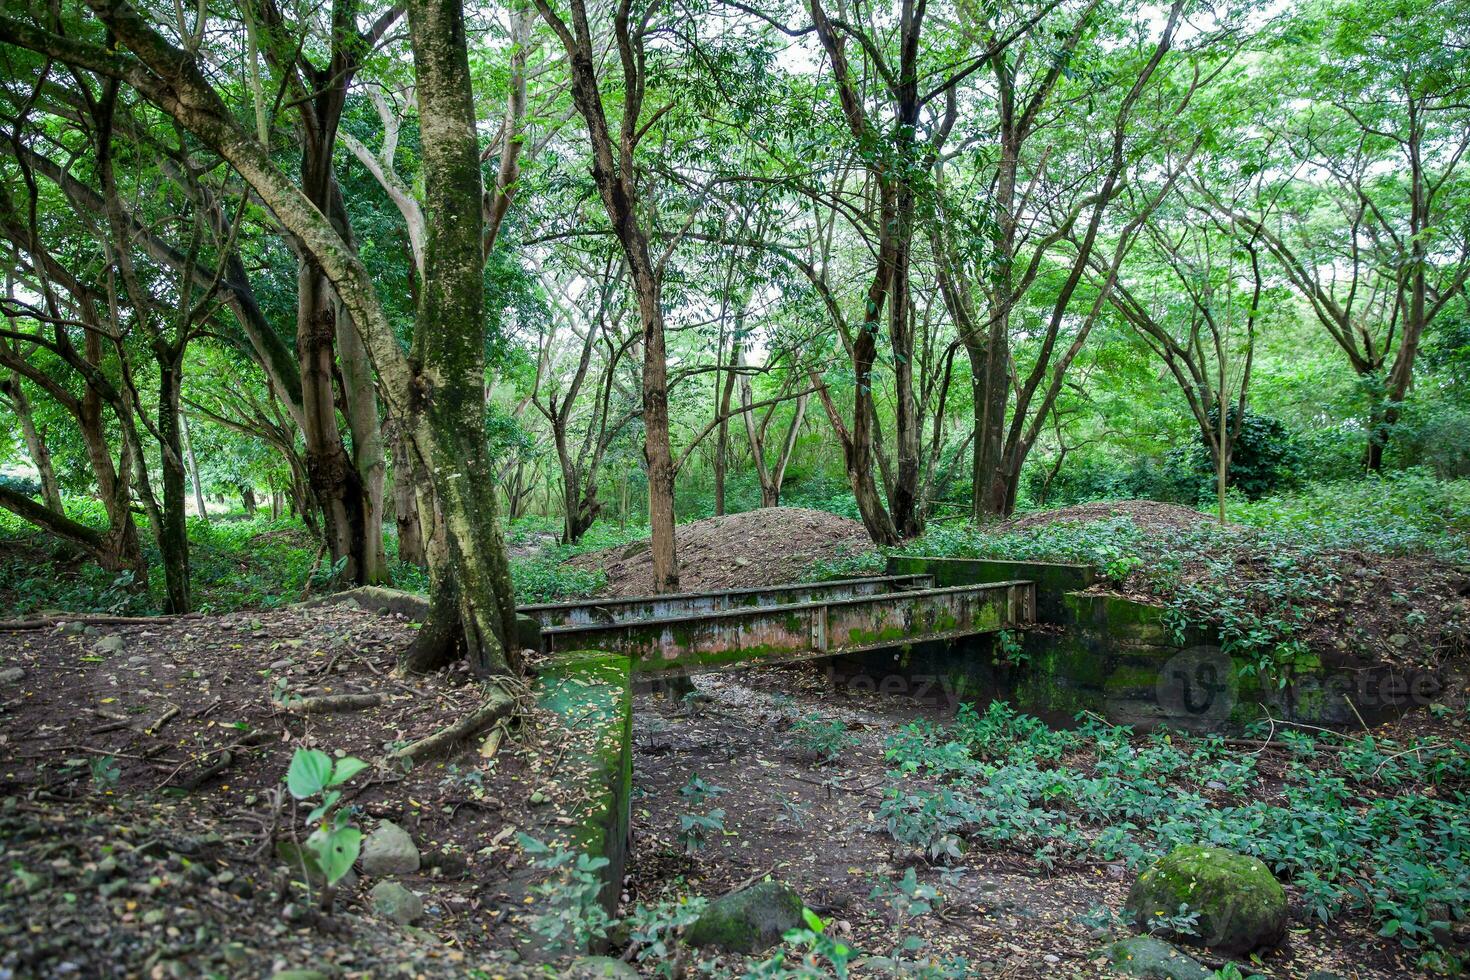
528;650;633;916
885;556;1094;623
541;581;1033;678
874;559;1414;732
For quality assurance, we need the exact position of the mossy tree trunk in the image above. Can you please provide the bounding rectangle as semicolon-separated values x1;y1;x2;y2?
0;0;521;674
396;0;521;675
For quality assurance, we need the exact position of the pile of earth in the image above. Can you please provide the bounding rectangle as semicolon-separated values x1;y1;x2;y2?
563;507;870;596
991;499;1213;535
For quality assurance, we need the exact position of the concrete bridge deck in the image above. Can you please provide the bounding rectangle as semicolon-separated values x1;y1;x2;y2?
520;573;936;627
534;577;1035;678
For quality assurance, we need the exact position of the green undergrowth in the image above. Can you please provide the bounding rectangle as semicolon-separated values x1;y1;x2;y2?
880;701;1470;973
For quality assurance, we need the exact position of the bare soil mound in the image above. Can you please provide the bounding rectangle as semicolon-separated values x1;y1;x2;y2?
994;499;1213;535
565;507;870;596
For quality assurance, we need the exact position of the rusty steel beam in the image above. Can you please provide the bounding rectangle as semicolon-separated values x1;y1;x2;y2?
540;580;1035;677
521;574;936;628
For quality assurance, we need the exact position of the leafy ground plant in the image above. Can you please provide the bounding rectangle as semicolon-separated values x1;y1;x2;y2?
786;713;857;763
284;748;369;889
880;702;1470;972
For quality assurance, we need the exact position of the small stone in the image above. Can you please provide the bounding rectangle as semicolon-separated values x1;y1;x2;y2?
1102;936;1211;980
9;868;43;895
369;880;424;926
271;972;330;980
142;909;167;926
0;666;24;684
1389;634;1410;649
93;634;125;656
360;820;420;876
567;955;639;978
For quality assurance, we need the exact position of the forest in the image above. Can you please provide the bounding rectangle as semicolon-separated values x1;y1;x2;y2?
0;0;1466;976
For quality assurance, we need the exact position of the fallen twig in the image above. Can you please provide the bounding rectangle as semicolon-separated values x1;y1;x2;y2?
285;692;386;714
0;613;202;631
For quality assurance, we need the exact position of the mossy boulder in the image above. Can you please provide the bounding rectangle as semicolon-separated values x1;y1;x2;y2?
1127;845;1287;953
683;880;804;953
1101;936;1212;980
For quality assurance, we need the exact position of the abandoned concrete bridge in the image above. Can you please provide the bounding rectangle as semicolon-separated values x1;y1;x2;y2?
519;573;1037;678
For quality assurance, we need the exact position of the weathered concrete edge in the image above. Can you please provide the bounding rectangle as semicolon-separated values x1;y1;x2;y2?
530;649;634;918
885;556;1095;622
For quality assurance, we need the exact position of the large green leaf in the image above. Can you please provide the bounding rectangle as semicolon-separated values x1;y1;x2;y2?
308;826;362;886
286;749;333;800
329;756;370;787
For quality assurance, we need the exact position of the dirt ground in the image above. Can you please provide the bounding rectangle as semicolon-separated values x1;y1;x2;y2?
0;605;580;978
628;664;1431;979
564;507;871;596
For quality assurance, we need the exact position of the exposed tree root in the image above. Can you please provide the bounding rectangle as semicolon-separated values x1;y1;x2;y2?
386;684;519;766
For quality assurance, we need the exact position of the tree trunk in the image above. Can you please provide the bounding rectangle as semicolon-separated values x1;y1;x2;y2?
398;0;520;677
242;486;257;516
180;409;208;522
298;262;366;585
389;426;426;567
5;371;64;512
713;316;741;517
335;300;388;582
156;360;191;613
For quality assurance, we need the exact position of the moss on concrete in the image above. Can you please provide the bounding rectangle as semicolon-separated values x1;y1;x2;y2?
532;650;633;915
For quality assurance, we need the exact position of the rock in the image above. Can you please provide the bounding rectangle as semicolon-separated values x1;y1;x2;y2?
1101;936;1211;980
8;868;43;895
1388;634;1410;649
1127;845;1286;954
56;621;88;636
93;634;125;655
360;820;420;876
271;972;331;980
0;666;24;684
684;880;805;954
1305;973;1346;980
566;956;639;978
369;880;423;925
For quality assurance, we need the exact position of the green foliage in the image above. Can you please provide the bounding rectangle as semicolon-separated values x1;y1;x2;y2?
677;808;726;856
518;834;615;948
785;714;857;763
743;909;855;979
1174;409;1301;502
880;707;1470;967
284;749;368;888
